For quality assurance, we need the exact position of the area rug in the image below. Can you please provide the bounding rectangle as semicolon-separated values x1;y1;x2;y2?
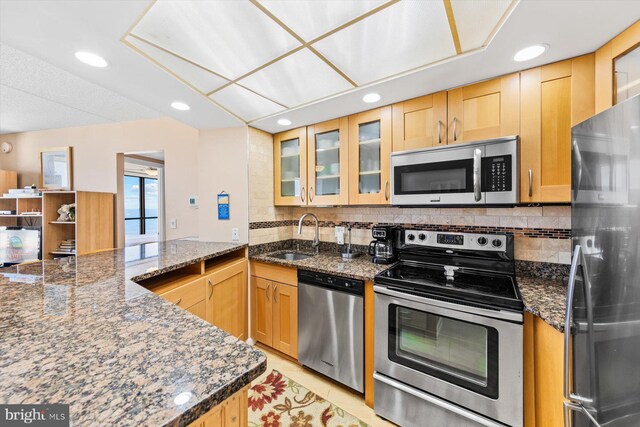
248;370;370;427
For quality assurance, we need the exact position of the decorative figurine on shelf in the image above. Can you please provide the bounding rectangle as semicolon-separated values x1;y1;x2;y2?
57;203;76;222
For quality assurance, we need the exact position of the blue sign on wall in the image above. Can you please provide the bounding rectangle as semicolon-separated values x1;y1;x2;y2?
217;192;229;220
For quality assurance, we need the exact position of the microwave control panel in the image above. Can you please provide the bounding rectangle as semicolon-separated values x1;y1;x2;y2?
484;155;512;192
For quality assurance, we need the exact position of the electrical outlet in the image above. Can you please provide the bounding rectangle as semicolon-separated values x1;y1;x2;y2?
335;226;345;245
170;218;177;229
231;228;239;241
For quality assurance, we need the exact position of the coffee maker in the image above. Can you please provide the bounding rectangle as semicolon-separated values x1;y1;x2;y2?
368;225;397;264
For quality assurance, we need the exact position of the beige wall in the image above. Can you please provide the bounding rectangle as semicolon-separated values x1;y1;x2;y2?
0;118;250;243
248;127;292;245
198;127;249;243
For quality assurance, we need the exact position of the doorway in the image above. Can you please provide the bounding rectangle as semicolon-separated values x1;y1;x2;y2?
120;152;165;246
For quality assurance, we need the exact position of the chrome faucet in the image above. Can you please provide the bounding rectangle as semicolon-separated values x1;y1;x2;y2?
297;213;320;253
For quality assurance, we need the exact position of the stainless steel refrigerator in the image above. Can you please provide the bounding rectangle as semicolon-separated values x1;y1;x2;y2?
566;94;640;427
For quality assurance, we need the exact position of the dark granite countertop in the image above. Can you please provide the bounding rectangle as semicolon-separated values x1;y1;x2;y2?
517;274;568;332
252;248;569;332
251;249;391;281
0;240;266;427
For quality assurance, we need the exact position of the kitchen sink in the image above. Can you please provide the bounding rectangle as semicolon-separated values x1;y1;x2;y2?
270;252;314;261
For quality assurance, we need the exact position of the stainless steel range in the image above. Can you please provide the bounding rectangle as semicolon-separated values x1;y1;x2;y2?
374;230;524;427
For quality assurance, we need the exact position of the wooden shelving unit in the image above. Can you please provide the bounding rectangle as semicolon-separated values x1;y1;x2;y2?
41;191;114;260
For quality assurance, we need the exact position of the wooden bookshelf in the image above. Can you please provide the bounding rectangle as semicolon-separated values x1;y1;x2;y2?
42;191;114;260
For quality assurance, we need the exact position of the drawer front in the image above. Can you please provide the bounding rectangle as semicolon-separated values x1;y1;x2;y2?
160;277;205;309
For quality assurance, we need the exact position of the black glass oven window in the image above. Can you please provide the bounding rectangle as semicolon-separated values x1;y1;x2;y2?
388;304;499;398
394;159;473;195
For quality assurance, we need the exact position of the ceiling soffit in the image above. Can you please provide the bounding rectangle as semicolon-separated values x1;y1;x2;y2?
122;0;517;124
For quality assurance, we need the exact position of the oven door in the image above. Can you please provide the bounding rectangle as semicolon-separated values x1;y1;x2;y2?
374;285;523;427
391;144;485;205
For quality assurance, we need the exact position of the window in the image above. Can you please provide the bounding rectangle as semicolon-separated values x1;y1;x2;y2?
124;175;158;236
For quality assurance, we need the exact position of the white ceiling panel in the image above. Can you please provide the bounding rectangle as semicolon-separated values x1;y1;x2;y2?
257;0;388;41
312;1;456;85
0;42;159;132
0;85;110;134
131;0;301;80
209;84;285;121
238;48;353;107
124;36;228;94
452;0;514;51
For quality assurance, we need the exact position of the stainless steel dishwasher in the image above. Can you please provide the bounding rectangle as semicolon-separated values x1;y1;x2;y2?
298;270;364;392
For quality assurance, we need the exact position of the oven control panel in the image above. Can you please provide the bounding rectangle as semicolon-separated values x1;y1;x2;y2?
404;230;507;252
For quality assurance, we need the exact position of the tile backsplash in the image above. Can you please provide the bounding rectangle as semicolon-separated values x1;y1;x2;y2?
247;128;572;264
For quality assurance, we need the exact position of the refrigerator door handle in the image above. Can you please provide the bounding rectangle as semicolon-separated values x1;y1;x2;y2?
564;401;601;427
564;245;596;406
572;139;582;200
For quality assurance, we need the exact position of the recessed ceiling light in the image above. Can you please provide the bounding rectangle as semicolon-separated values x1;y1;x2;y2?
171;101;190;111
362;93;381;103
74;51;108;68
513;44;547;62
277;119;292;126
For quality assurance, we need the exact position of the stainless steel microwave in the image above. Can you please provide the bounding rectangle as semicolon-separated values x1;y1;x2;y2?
390;136;519;206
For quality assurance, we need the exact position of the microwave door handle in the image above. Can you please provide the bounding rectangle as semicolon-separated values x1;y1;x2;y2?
473;148;482;202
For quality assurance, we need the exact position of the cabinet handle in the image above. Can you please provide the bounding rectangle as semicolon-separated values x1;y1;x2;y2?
528;169;533;197
208;279;213;299
453;117;458;142
384;180;390;201
309;187;314;202
266;283;270;301
176;298;182;306
437;120;442;144
273;284;278;303
301;186;305;203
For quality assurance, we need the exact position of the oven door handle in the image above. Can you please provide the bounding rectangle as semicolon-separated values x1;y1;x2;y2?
374;285;522;322
473;148;482;202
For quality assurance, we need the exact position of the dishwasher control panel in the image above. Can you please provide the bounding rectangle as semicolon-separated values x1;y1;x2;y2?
298;270;364;296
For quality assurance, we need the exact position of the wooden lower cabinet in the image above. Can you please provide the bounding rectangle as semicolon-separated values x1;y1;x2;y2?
142;253;248;338
206;258;248;340
524;313;565;427
250;262;298;359
188;386;248;427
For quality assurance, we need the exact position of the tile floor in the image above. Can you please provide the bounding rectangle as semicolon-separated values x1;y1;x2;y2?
254;346;396;427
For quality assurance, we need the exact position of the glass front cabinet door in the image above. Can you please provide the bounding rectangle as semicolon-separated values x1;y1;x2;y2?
306;118;349;205
348;106;392;205
274;127;307;206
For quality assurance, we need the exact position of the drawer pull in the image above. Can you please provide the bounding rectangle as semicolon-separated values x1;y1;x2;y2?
176;298;182;306
208;279;213;299
266;283;270;301
273;284;278;303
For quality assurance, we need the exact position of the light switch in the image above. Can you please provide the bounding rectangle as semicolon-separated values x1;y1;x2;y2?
231;228;239;241
170;218;177;229
335;226;345;245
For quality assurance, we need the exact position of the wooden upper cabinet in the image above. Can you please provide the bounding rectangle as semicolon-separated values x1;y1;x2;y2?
274;127;307;206
307;118;349;205
447;73;520;144
520;55;595;203
392;92;447;151
595;21;640;113
348;106;392;205
206;259;248;340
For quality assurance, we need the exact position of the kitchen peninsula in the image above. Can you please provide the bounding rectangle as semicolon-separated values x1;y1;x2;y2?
0;240;265;427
